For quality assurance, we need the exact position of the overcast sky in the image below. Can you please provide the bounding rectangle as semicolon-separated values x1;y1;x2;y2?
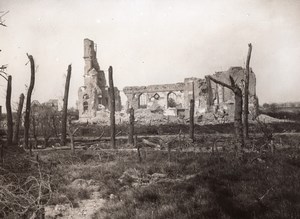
1;0;300;110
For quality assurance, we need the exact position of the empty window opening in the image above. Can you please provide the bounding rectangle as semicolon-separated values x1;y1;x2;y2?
83;101;88;113
167;92;177;108
138;93;147;109
83;94;89;100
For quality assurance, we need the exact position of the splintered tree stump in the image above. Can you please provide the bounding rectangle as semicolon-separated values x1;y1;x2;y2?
189;99;195;142
6;75;13;146
24;54;35;155
109;66;116;149
134;135;142;162
208;75;244;148
243;43;252;139
13;93;25;145
128;107;134;145
61;64;72;146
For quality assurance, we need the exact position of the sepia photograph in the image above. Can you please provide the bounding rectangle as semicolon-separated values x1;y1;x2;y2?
0;0;300;218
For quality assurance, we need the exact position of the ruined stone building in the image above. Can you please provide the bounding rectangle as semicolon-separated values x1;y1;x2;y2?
124;67;258;119
78;39;121;119
77;39;258;122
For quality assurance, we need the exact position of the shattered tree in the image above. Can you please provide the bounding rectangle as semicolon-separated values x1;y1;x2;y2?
24;54;35;154
109;66;116;149
13;93;25;145
128;107;134;145
189;81;195;141
61;64;72;146
243;43;252;139
6;75;13;146
189;99;195;141
31;113;38;148
208;75;244;148
67;119;79;154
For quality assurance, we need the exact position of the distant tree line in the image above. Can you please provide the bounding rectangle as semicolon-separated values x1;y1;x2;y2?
261;103;300;121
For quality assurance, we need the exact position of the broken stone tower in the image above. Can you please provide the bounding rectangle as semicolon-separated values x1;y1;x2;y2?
78;39;121;120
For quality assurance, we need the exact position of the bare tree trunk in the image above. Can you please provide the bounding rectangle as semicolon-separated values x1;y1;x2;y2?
216;84;219;105
31;116;38;148
128;107;134;145
0;143;3;165
243;43;252;139
208;76;244;148
70;133;75;153
0;106;2;126
234;87;244;148
44;137;49;148
61;64;72;146
253;95;259;119
6;75;13;146
189;99;195;142
134;135;141;162
205;76;214;107
67;120;79;154
67;125;75;154
24;54;35;155
52;115;58;137
0;106;2;164
109;66;116;149
13;93;25;145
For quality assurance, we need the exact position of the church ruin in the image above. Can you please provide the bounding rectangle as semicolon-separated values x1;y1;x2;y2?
124;67;258;119
78;39;121;119
77;39;258;122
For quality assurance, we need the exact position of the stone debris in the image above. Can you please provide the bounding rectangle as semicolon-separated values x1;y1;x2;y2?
256;114;289;123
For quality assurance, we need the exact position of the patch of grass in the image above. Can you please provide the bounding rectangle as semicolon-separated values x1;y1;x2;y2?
77;188;90;200
135;185;161;204
49;186;91;207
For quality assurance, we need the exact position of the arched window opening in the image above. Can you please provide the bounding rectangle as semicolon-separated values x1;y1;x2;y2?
167;92;177;108
98;95;102;105
138;93;147;109
83;94;89;100
83;101;88;113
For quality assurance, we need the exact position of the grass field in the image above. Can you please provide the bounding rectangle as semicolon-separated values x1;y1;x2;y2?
1;121;300;218
43;146;300;219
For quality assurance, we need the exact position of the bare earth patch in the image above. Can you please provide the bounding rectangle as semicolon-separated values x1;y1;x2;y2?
45;192;105;219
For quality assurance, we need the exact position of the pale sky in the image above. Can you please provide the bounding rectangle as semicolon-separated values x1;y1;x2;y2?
1;0;300;110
